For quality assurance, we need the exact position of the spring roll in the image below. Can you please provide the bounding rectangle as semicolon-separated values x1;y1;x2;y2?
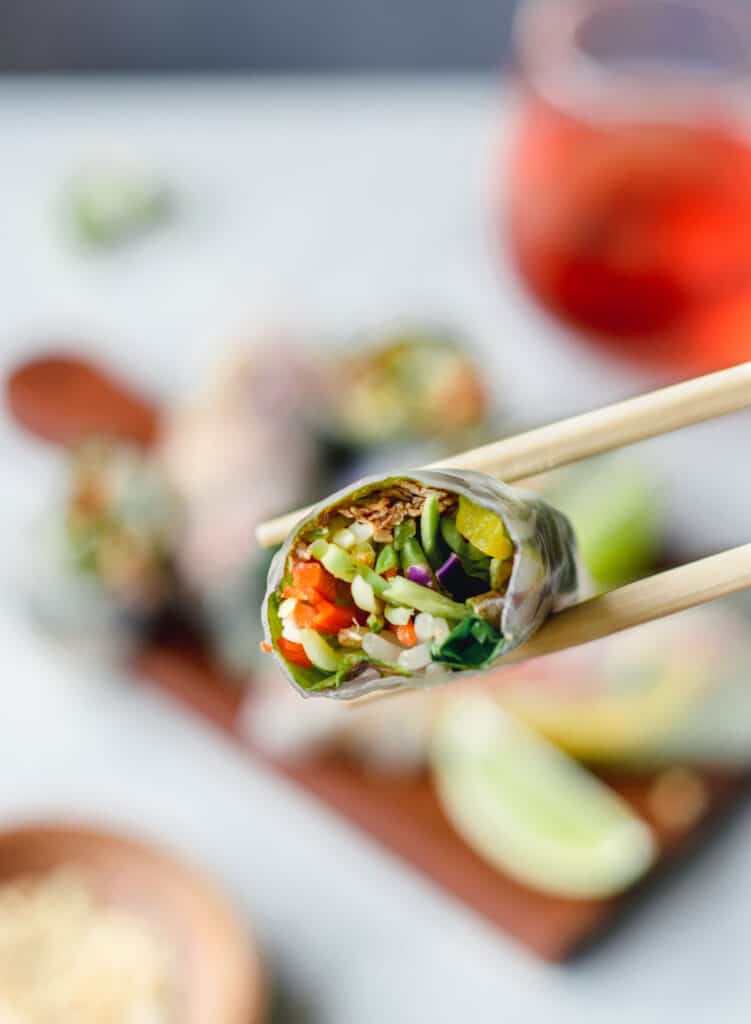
158;334;323;676
24;439;181;657
261;469;581;699
323;331;490;450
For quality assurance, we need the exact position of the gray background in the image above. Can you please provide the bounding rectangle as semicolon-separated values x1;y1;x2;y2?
2;78;750;1023
0;0;520;71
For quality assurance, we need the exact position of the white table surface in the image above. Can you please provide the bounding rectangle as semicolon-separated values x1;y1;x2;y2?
1;76;750;1022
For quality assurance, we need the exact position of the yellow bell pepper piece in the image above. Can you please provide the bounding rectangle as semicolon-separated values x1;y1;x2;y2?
456;497;513;560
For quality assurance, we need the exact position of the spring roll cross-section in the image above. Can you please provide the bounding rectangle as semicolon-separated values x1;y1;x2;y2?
261;469;582;699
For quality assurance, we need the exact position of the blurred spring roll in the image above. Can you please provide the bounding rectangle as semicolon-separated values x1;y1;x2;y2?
158;333;323;676
324;330;489;450
261;469;581;699
25;439;180;656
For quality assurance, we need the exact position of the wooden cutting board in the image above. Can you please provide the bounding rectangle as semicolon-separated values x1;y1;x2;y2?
7;353;749;960
135;637;746;961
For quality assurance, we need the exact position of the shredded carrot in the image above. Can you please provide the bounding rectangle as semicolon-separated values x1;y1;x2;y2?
260;641;272;654
383;567;399;579
396;622;417;648
278;637;313;668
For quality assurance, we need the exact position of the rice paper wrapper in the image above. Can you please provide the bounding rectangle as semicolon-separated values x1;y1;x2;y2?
262;469;583;699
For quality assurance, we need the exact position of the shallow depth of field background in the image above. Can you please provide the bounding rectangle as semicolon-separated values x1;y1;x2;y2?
3;2;751;1022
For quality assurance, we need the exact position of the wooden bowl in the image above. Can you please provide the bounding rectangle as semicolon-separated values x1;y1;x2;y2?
0;822;266;1023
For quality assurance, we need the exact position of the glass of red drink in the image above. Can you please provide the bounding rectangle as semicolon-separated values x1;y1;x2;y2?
505;0;751;374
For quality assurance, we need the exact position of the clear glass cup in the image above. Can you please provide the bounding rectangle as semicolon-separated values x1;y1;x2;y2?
503;0;751;373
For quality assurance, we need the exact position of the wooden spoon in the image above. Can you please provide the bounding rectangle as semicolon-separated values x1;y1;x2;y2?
6;353;160;446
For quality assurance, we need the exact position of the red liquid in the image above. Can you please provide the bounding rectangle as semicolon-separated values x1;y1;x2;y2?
506;97;751;373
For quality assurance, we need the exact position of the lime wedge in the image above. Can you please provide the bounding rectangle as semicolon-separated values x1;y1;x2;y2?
498;607;745;763
546;459;659;588
500;651;709;762
431;696;656;898
632;665;751;766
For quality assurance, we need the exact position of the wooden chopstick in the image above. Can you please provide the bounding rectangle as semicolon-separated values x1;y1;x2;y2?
348;545;751;705
499;544;751;667
256;361;751;548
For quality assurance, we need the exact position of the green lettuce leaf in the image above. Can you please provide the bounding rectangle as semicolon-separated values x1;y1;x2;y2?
431;616;505;670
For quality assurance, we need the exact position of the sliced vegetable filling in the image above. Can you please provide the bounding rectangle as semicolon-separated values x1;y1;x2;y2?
263;480;516;691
